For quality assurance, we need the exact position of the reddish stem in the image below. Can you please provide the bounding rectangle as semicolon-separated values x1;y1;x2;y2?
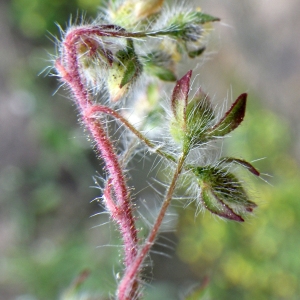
117;154;186;299
86;104;177;163
57;28;139;284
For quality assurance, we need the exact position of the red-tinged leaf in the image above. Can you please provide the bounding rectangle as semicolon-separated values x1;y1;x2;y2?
208;93;247;137
201;184;244;222
171;70;192;123
219;157;260;176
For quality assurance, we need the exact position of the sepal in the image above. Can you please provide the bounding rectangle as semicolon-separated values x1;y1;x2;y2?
193;164;257;222
217;157;260;176
208;93;247;138
192;12;220;24
201;183;244;222
171;70;192;125
169;70;192;144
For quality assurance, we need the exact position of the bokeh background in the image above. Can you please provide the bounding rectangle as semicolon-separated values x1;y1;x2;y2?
1;0;300;299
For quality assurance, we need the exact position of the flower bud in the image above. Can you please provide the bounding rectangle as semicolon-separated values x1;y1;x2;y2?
107;40;142;102
169;75;215;150
77;38;113;88
193;160;258;222
169;86;248;151
108;0;164;30
184;89;215;145
163;11;219;39
158;10;219;58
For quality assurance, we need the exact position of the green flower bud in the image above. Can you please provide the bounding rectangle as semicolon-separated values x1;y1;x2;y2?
193;159;259;222
157;6;216;61
184;89;215;147
169;74;215;151
107;39;142;102
165;11;219;39
158;10;219;58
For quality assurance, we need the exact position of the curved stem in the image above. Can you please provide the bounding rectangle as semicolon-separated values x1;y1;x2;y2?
117;153;186;300
86;117;138;264
57;33;139;295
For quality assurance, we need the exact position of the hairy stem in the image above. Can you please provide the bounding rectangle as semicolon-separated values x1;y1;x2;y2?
86;117;139;265
117;153;186;300
57;33;140;297
87;104;177;163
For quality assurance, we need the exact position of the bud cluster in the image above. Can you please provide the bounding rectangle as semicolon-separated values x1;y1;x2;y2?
56;0;219;107
169;71;259;221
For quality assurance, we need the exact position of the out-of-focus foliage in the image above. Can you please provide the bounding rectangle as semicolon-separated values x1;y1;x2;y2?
2;0;119;299
11;0;101;38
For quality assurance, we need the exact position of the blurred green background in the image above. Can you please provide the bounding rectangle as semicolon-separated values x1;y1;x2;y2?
1;0;300;299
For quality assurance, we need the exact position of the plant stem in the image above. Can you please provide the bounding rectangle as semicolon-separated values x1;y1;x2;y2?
57;33;140;296
87;104;177;163
117;153;186;300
